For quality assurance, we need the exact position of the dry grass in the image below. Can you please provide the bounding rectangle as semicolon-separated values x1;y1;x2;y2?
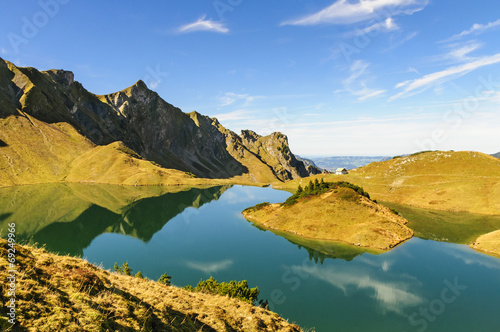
243;187;413;250
0;239;303;331
274;151;500;215
470;230;500;258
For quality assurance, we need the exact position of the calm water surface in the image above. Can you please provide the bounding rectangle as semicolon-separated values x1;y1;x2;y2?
1;184;500;332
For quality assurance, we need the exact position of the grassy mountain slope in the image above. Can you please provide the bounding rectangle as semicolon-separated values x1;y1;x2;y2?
0;58;314;186
276;151;500;215
0;239;302;331
0;113;203;187
243;187;413;250
470;230;500;257
0;113;93;186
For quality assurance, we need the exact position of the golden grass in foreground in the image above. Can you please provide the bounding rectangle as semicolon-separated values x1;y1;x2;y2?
0;239;303;332
243;187;413;250
470;230;500;258
274;151;500;215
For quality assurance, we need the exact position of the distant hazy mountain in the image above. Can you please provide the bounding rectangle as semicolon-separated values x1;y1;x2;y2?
493;152;500;158
309;156;388;172
295;155;317;168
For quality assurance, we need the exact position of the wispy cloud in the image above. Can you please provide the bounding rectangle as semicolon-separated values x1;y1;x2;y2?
383;31;418;52
391;52;500;100
178;15;229;34
348;17;399;37
213;109;254;122
442;18;500;42
339;60;386;100
430;41;482;63
217;92;264;107
281;0;428;26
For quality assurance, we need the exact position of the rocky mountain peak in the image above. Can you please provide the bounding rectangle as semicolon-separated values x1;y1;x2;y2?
43;69;75;86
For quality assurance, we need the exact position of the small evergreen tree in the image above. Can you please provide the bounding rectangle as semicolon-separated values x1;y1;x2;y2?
113;262;122;274
158;273;172;286
113;262;132;276
135;271;144;279
297;184;303;193
122;262;132;276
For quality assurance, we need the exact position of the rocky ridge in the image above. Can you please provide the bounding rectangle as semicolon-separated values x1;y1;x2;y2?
0;58;317;185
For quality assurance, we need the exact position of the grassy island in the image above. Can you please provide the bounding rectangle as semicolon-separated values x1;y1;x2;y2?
243;180;413;251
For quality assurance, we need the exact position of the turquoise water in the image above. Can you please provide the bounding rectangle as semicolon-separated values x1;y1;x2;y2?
1;184;500;331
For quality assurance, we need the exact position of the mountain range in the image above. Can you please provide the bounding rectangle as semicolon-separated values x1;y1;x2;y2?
0;58;319;186
307;156;388;171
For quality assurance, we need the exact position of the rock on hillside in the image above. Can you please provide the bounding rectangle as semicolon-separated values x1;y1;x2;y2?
0;58;315;184
240;130;322;181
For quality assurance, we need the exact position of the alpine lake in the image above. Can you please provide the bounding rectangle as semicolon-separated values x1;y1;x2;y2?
1;184;500;332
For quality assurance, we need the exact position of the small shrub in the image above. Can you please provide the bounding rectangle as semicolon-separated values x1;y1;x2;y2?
158;273;172;286
183;277;260;305
135;271;144;279
113;262;132;276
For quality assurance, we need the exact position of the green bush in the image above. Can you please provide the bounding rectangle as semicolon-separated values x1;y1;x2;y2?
183;277;260;305
158;273;172;286
113;262;132;276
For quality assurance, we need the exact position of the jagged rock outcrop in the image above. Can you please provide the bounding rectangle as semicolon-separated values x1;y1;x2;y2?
0;58;316;184
239;130;321;181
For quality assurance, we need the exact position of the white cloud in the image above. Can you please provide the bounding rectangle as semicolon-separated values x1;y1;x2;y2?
391;52;500;100
341;60;387;100
349;17;399;36
430;41;482;64
443;18;500;42
217;92;264;107
282;0;428;26
408;67;420;75
178;15;229;34
1;48;7;55
446;42;481;61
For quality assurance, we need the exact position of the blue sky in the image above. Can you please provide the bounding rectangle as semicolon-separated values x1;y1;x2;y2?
1;0;500;156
